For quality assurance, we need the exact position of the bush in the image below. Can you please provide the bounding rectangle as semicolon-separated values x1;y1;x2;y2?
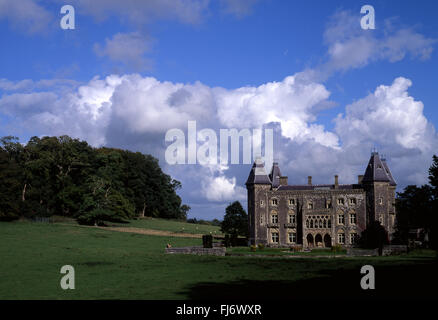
0;211;19;222
257;243;265;250
331;244;343;253
290;245;302;252
250;245;257;252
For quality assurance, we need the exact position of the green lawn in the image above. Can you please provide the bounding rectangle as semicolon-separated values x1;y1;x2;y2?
0;221;437;300
110;217;222;235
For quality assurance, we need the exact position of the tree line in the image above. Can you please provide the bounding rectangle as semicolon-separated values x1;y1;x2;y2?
393;155;438;249
0;135;190;224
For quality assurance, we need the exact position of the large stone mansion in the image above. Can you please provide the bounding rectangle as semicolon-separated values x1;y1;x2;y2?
246;152;396;248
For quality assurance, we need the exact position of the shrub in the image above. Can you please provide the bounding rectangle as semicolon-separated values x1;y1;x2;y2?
331;244;343;253
250;245;257;252
290;245;302;252
257;243;265;250
0;211;19;222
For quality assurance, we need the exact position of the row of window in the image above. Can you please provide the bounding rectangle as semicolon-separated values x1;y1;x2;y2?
338;232;358;244
338;213;357;225
265;197;357;208
306;218;331;229
270;213;356;226
271;232;296;243
270;232;358;244
270;213;296;224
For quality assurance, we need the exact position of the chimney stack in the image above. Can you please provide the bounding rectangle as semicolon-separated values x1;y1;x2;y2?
308;176;312;185
358;175;364;184
279;176;288;186
334;175;339;188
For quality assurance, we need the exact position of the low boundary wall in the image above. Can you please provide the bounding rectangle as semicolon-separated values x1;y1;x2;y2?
165;246;226;256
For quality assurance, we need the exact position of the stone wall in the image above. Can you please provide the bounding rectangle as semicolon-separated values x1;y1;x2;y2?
165;246;226;256
346;248;379;256
382;245;408;256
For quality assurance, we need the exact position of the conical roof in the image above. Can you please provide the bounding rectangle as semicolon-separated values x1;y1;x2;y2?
246;158;272;186
269;162;282;188
381;158;397;186
362;152;391;183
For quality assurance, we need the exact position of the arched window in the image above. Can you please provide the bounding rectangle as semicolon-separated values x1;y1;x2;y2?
310;220;314;228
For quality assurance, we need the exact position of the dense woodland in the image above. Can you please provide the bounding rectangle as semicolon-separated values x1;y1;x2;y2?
0;135;190;224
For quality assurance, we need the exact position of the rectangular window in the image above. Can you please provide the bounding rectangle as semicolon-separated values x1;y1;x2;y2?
349;198;356;205
350;213;357;224
260;200;264;206
378;197;383;205
338;233;345;244
271;232;279;243
271;214;278;224
338;198;344;205
288;214;295;224
272;199;278;206
350;233;358;245
338;214;344;224
325;199;332;208
308;202;313;209
289;199;295;205
288;232;296;243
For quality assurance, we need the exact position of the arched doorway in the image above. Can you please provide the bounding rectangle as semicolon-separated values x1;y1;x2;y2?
315;234;323;247
306;234;314;247
324;234;331;248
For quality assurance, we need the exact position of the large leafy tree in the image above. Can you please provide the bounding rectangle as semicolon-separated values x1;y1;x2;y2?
0;135;190;223
0;137;23;221
428;155;438;251
394;185;434;244
221;201;248;238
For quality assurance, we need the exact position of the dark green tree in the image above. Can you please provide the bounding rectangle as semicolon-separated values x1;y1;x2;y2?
428;155;438;252
0;135;190;223
221;201;248;238
359;221;389;255
393;185;434;244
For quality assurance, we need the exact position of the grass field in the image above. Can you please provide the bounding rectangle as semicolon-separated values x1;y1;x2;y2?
112;217;222;235
1;220;437;300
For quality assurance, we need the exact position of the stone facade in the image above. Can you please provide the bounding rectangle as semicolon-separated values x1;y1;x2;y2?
246;152;396;248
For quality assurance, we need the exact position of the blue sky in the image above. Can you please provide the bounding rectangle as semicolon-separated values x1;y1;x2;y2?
1;0;438;219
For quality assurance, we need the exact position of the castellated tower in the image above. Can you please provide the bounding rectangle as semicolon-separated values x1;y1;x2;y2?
245;158;272;245
362;152;397;237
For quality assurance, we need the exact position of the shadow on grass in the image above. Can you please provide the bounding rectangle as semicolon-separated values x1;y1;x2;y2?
181;259;438;300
